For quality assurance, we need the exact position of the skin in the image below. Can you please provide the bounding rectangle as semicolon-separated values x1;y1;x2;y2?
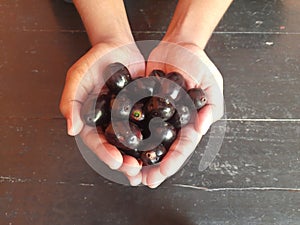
60;0;233;188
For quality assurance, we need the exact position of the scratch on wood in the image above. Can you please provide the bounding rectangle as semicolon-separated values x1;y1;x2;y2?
172;184;300;192
139;9;151;28
79;183;95;187
18;28;300;35
0;176;96;187
0;176;31;183
221;118;300;122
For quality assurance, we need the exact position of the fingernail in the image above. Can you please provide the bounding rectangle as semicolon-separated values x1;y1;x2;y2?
129;175;142;186
68;116;84;136
127;164;142;177
148;182;161;189
67;118;73;135
126;170;138;177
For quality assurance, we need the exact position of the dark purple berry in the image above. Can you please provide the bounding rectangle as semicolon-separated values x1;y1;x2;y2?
166;72;187;90
104;62;132;94
188;88;207;110
140;144;167;166
105;121;143;151
145;97;175;121
129;76;161;97
110;91;132;120
81;93;111;131
149;69;165;78
160;78;184;101
150;120;177;149
168;105;191;129
159;72;187;101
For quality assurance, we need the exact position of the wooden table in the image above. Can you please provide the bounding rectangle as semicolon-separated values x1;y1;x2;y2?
1;0;299;224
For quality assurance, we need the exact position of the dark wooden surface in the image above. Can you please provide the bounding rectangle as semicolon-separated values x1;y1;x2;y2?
1;0;300;224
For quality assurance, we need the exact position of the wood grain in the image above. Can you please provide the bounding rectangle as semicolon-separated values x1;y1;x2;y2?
0;0;299;224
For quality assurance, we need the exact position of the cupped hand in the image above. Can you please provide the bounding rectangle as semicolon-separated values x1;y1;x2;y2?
60;41;145;186
142;41;224;188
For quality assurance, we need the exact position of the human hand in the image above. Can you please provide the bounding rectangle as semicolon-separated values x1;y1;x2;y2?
60;42;146;185
142;41;224;188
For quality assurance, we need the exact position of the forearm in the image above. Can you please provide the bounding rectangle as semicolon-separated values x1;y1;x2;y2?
73;0;134;46
163;0;233;49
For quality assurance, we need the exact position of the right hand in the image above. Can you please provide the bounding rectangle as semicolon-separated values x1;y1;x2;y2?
142;41;224;188
59;41;145;186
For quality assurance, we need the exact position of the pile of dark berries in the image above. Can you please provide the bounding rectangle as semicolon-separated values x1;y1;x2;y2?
81;62;207;166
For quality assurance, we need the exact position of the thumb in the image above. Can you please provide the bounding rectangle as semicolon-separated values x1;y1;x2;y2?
60;61;95;136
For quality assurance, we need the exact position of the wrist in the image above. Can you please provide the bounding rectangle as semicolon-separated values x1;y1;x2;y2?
162;1;210;50
163;0;233;50
92;31;135;47
74;0;135;46
162;33;206;52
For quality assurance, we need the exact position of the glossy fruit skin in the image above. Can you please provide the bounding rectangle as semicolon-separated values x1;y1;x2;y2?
129;76;161;97
159;72;187;101
160;78;184;102
150;120;177;149
105;121;143;151
110;91;132;120
168;105;191;129
187;88;207;110
81;93;111;131
140;144;167;166
145;97;175;121
104;62;132;94
149;69;165;78
166;72;187;90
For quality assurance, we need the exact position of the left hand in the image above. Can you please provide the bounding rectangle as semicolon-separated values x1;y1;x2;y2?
59;41;146;185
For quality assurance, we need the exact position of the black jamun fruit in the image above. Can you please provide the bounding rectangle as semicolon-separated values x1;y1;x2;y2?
140;144;167;165
104;62;132;94
105;121;143;151
168;105;191;129
187;88;207;110
150;120;177;149
129;76;161;97
149;69;165;78
145;97;175;121
110;91;133;120
81;93;111;131
166;72;187;90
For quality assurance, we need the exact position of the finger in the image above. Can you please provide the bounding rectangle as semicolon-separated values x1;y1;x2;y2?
60;52;99;136
159;125;202;178
118;155;142;176
194;83;224;135
126;171;142;186
195;102;224;135
196;50;224;91
80;126;123;170
141;125;202;187
60;44;146;136
141;165;165;188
